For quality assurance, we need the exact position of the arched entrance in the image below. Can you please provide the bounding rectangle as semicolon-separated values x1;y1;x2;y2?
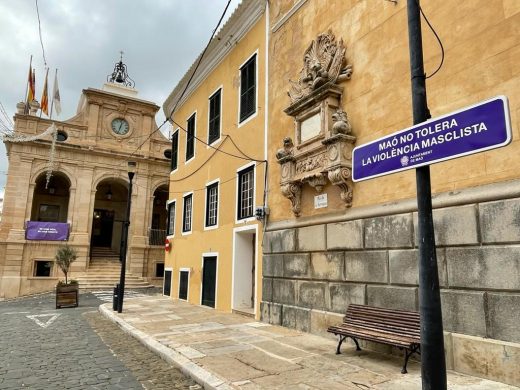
149;184;168;245
31;173;71;222
90;179;128;258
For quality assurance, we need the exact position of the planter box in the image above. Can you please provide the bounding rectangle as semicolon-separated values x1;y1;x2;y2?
56;284;79;309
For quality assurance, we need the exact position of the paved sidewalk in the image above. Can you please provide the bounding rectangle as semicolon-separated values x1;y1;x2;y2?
100;297;515;390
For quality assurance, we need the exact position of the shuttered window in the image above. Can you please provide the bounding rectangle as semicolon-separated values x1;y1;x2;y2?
186;114;195;161
170;130;179;171
182;194;193;233
205;182;219;227
166;202;175;236
208;89;221;144
239;55;256;123
237;165;254;220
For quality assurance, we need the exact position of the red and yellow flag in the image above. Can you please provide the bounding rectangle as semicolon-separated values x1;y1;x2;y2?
41;69;49;116
27;64;35;102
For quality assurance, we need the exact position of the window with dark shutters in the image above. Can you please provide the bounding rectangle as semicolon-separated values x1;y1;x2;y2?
186;114;195;161
170;131;179;171
208;89;221;144
237;165;254;220
166;202;175;236
239;55;256;123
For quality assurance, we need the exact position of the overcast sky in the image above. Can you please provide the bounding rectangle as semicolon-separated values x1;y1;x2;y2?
0;0;241;198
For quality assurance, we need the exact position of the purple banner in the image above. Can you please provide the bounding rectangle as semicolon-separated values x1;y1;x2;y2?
26;221;69;241
352;96;512;182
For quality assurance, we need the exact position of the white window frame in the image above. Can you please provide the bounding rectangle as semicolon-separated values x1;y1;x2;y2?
166;199;176;238
181;191;194;235
185;111;197;164
207;86;223;147
235;161;257;224
170;128;180;174
237;50;259;128
204;178;220;230
200;252;219;308
178;267;191;301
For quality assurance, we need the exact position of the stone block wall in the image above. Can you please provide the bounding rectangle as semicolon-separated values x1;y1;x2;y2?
261;197;520;345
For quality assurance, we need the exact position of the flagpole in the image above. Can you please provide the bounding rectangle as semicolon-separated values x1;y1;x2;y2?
50;68;57;120
24;55;33;115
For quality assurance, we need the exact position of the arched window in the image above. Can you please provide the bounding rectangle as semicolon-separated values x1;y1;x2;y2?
30;173;71;222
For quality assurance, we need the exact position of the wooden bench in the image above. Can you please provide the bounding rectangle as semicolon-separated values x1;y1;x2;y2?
327;304;421;374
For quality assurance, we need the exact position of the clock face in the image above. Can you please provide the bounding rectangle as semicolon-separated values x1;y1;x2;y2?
111;118;129;135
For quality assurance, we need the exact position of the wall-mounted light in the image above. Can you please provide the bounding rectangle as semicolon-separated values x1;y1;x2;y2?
106;186;112;200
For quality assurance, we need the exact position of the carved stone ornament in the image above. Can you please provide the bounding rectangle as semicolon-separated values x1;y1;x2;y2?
288;30;353;104
277;30;356;217
281;182;302;217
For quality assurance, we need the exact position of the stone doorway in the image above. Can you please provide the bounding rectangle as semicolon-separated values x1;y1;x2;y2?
90;179;128;258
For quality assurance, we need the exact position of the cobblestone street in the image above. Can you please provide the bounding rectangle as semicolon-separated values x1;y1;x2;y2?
0;291;197;389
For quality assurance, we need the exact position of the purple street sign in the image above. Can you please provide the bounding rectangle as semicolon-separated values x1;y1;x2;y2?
26;221;69;241
352;96;512;182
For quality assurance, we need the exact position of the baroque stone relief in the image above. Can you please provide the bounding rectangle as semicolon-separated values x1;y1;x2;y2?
288;30;353;104
277;30;356;216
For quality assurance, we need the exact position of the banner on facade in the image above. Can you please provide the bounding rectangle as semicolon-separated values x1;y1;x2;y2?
352;96;512;182
25;221;69;241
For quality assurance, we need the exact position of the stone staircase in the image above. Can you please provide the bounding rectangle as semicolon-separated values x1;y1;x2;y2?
75;248;152;290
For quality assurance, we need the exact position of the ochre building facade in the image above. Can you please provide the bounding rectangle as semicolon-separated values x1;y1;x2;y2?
162;0;267;317
0;81;170;298
261;0;520;386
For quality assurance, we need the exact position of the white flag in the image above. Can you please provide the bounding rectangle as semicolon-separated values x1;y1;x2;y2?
52;70;62;116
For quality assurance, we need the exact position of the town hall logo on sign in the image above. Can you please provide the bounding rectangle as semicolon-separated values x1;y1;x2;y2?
352;96;512;182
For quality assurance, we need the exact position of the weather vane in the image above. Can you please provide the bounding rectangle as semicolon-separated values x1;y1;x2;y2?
107;50;135;87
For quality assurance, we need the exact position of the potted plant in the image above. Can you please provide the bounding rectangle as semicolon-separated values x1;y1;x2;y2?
55;244;79;308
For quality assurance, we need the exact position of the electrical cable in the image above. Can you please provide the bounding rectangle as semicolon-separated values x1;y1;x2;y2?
417;0;444;79
171;119;265;163
35;0;47;66
123;0;232;164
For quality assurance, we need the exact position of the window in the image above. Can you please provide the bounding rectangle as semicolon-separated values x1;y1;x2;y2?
179;270;189;300
38;204;60;222
182;194;193;233
186;114;196;161
56;130;68;142
167;201;175;236
239;54;256;122
164;149;172;160
205;182;219;228
171;130;179;171
155;263;165;278
34;260;52;277
208;89;221;144
237;165;254;220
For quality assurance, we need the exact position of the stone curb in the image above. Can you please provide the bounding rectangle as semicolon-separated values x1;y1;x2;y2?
99;303;234;390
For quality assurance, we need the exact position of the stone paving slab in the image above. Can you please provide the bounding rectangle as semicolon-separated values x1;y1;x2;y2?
99;297;517;390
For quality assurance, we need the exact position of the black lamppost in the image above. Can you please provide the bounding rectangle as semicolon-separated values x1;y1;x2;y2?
117;161;136;313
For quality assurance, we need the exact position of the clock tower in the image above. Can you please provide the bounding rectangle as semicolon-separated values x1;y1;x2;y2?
0;55;171;298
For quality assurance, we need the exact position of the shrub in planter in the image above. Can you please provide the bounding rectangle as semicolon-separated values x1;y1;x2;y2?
55;245;79;308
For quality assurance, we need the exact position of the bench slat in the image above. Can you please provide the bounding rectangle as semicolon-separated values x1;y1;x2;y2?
329;323;420;344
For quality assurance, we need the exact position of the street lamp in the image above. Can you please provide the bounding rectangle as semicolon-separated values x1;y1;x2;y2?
117;161;136;313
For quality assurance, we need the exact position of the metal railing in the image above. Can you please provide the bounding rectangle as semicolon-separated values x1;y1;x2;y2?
148;228;167;246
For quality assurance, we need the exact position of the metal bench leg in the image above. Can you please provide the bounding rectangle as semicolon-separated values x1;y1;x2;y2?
401;345;419;374
351;337;361;351
336;335;347;354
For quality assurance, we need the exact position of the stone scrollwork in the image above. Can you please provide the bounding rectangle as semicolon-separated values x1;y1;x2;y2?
278;29;356;216
296;154;325;174
281;183;302;217
328;167;353;207
288;30;353;104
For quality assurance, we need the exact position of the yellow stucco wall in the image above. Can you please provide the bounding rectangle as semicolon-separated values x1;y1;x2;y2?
268;0;520;222
165;13;266;316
